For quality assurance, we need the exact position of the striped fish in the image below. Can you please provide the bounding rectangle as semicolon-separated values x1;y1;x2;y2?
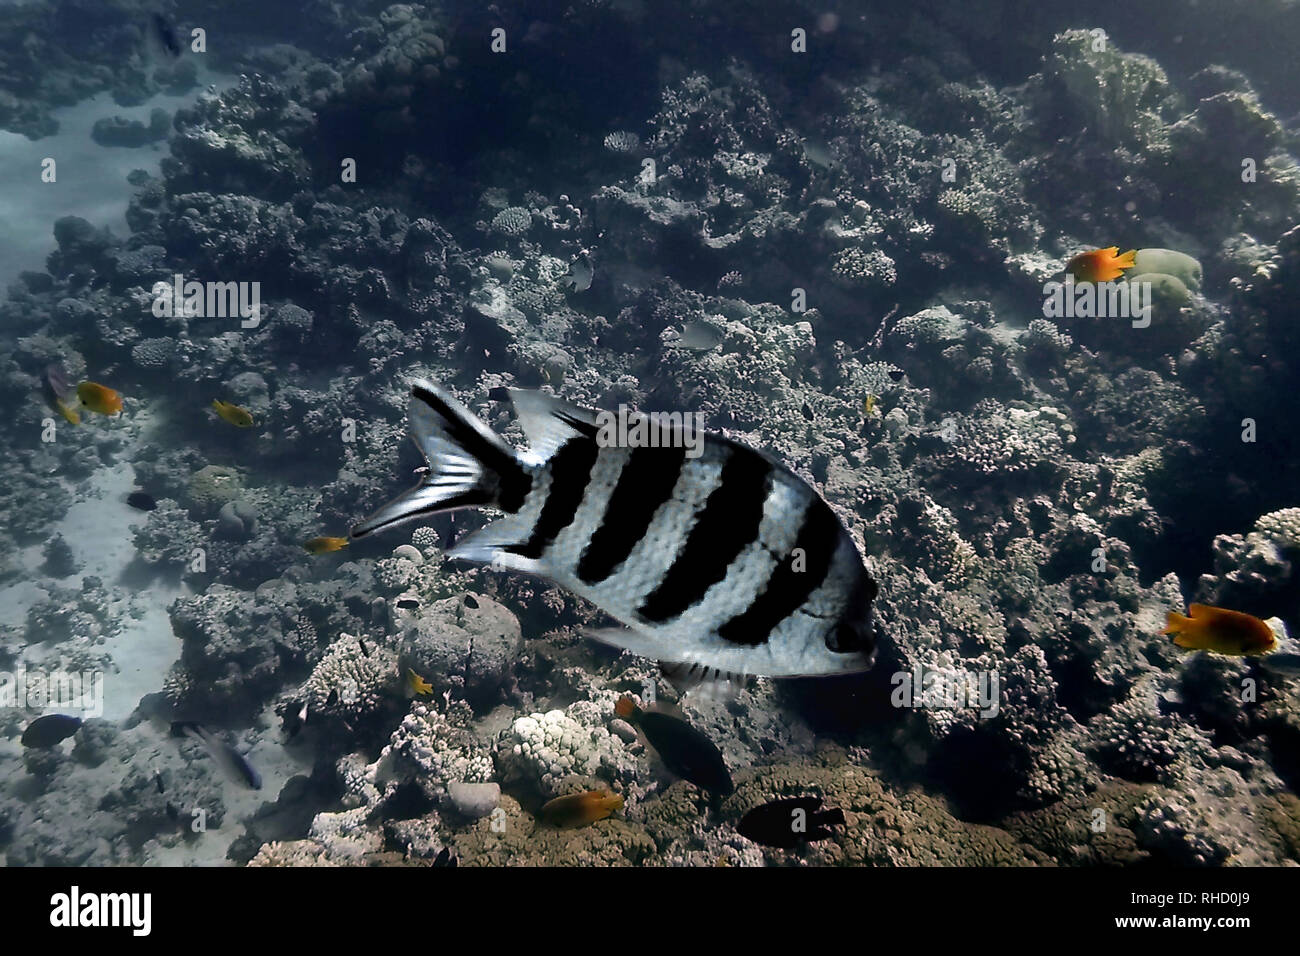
352;380;880;682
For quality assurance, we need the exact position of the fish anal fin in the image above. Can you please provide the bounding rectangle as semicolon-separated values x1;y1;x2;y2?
660;660;748;702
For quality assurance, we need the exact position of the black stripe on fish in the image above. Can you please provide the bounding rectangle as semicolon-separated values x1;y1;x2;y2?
716;497;840;646
506;436;599;559
638;447;771;622
410;382;531;513
578;443;687;585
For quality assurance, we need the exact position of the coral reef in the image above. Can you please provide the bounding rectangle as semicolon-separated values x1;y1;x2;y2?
2;0;1299;872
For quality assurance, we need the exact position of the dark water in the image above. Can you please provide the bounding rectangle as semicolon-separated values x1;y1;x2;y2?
0;0;1298;871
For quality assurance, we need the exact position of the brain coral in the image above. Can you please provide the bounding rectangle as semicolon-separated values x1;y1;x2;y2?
130;336;177;370
495;707;626;800
187;465;244;515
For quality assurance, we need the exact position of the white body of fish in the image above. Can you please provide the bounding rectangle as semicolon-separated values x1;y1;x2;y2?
352;380;880;679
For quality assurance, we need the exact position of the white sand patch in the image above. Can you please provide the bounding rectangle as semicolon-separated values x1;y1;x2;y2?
0;63;235;290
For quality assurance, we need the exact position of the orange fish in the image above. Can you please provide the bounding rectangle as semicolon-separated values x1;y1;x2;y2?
1065;247;1137;283
1162;603;1278;656
76;382;122;416
304;536;349;554
539;790;624;828
54;400;80;425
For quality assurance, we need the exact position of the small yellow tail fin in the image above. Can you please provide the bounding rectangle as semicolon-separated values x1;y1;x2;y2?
1116;249;1137;269
1161;610;1190;636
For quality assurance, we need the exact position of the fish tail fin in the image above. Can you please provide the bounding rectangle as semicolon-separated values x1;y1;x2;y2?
1116;249;1138;269
1163;611;1209;648
1160;610;1190;636
351;379;529;539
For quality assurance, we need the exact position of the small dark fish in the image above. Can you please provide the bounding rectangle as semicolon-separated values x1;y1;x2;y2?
358;639;369;658
615;696;732;795
887;368;905;382
155;772;165;794
561;252;594;292
674;319;723;351
282;699;308;740
21;714;82;748
171;721;262;790
150;13;182;58
737;796;845;848
431;846;457;867
326;688;339;708
127;491;157;511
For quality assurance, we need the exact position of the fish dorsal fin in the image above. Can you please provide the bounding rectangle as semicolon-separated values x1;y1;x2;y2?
508;389;601;463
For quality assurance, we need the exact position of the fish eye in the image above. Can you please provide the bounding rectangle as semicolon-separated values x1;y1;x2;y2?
827;619;872;654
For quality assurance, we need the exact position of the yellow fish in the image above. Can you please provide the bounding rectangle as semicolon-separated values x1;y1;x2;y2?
1065;247;1137;283
304;536;349;554
55;399;80;425
540;790;624;828
76;382;122;416
212;399;254;427
1162;603;1278;656
863;394;877;417
407;668;433;697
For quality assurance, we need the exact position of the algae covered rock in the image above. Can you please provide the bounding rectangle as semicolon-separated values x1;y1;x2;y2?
1132;248;1203;291
186;464;244;516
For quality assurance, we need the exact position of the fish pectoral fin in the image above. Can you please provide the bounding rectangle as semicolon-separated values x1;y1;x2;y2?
445;520;544;572
507;389;601;462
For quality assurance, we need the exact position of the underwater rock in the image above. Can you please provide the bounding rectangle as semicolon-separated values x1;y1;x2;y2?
40;534;80;578
90;108;170;148
186;465;244;516
402;594;523;708
446;782;500;820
